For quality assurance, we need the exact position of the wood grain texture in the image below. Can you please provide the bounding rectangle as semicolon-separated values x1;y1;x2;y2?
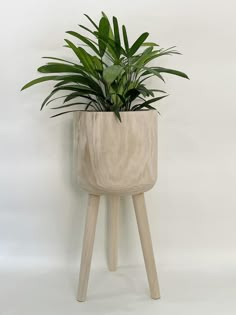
73;111;157;195
77;194;100;302
107;195;120;271
132;193;160;299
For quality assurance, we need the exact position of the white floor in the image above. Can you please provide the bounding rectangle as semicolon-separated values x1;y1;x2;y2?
1;265;236;315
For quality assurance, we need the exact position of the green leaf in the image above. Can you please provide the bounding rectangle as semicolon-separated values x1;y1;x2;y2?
141;42;159;47
93;29;119;61
144;95;168;105
151;89;167;93
64;39;81;60
114;110;121;122
38;63;80;74
65;40;96;75
63;92;96;103
101;11;108;19
125;88;140;102
134;47;153;68
41;89;58;110
98;17;110;56
56;85;97;94
77;47;96;74
103;65;123;84
132;95;168;110
113;16;121;57
93;56;103;71
50;75;103;96
101;12;114;40
85;101;97;111
21;76;58;90
51;102;87;109
122;25;129;53
54;80;68;87
63;92;81;103
50;109;83;118
84;14;99;30
132;104;156;111
110;102;122;121
45;95;68;106
41;85;97;110
66;31;100;55
152;67;189;79
137;86;154;97
78;24;95;36
56;75;88;83
143;47;181;65
142;67;165;82
129;32;149;56
65;74;101;89
139;75;154;84
42;56;80;66
116;93;126;105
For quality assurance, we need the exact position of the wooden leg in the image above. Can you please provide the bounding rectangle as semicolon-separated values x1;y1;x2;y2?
107;195;120;271
132;193;160;299
77;194;100;302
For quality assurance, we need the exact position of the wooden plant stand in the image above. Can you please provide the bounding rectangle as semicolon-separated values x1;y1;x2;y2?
74;111;160;302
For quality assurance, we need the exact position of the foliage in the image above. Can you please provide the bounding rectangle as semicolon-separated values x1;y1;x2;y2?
21;12;189;121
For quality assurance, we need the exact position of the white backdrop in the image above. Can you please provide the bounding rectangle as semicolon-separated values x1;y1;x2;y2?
1;0;236;314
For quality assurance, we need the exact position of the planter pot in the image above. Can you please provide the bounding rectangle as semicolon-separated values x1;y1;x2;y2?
73;110;157;195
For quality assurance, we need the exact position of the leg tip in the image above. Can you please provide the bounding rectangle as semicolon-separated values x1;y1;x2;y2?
77;297;86;302
151;293;161;300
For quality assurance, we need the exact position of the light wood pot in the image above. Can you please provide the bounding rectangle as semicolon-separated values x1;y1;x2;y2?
73;110;157;195
73;110;160;302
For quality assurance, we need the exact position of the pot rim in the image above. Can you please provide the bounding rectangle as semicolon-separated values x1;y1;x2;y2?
73;109;157;115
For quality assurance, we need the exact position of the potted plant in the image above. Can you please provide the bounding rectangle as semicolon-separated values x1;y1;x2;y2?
21;12;188;301
21;11;188;194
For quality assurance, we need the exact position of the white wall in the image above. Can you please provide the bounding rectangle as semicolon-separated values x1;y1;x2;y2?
1;0;236;273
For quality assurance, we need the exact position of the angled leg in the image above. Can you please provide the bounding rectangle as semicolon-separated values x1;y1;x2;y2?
132;193;160;299
77;194;100;302
107;195;120;271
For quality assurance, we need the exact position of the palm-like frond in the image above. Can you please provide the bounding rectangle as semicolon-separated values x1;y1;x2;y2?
21;12;189;121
